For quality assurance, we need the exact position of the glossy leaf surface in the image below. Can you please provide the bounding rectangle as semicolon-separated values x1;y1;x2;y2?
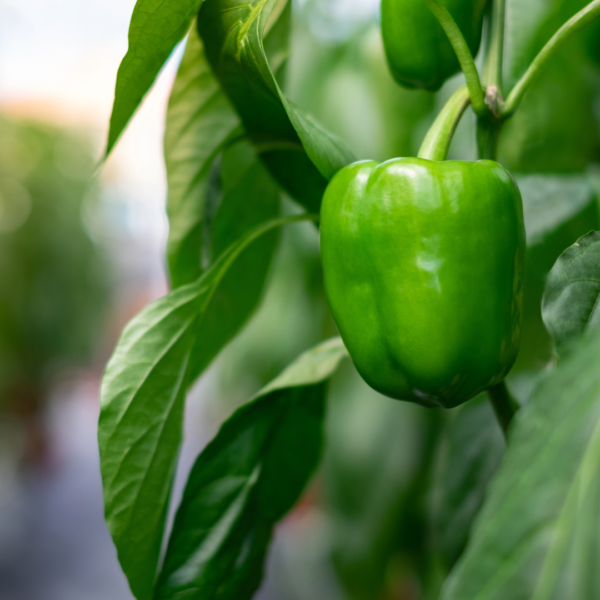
543;231;600;356
441;331;600;600
155;338;348;599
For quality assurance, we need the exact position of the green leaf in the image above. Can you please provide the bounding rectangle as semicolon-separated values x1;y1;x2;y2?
165;8;291;288
197;0;355;211
514;174;599;370
520;175;599;253
165;23;241;288
99;215;312;600
187;141;281;381
440;330;600;600
542;231;600;357
430;395;505;568
325;371;445;600
165;25;287;383
106;0;203;157
154;338;348;599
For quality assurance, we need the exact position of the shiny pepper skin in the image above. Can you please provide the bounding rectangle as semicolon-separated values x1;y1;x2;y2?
320;158;525;408
381;0;488;91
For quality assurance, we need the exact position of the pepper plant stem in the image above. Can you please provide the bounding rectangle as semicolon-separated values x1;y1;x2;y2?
501;0;600;116
483;0;505;91
488;381;519;437
421;0;487;115
476;115;503;160
418;86;471;161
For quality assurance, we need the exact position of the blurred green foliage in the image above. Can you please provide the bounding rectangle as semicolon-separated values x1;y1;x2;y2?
0;115;109;411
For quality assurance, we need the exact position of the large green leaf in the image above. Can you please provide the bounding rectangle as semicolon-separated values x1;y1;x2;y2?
441;330;600;600
99;216;309;600
542;231;600;357
164;23;241;288
197;0;355;211
154;338;348;599
430;395;505;569
106;0;202;156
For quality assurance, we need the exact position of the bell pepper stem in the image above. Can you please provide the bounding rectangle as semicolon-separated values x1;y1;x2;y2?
488;380;519;436
501;0;600;117
418;86;471;161
421;0;487;116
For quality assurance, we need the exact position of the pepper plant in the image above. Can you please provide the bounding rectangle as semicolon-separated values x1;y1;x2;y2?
99;0;600;598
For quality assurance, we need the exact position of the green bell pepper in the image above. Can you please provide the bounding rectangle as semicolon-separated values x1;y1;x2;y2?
320;158;525;408
381;0;488;91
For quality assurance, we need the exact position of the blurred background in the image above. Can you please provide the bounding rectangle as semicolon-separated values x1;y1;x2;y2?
0;0;599;599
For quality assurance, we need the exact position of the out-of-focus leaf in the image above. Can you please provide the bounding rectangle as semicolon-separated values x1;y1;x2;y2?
430;395;505;569
499;55;599;173
325;364;445;600
106;0;202;156
441;330;600;600
99;216;304;600
286;25;434;162
500;0;600;172
504;0;595;88
521;176;599;253
197;0;355;211
164;23;241;288
542;231;600;356
514;174;599;370
154;338;348;599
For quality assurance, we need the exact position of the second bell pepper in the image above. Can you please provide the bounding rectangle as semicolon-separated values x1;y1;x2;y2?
320;158;525;408
381;0;488;91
